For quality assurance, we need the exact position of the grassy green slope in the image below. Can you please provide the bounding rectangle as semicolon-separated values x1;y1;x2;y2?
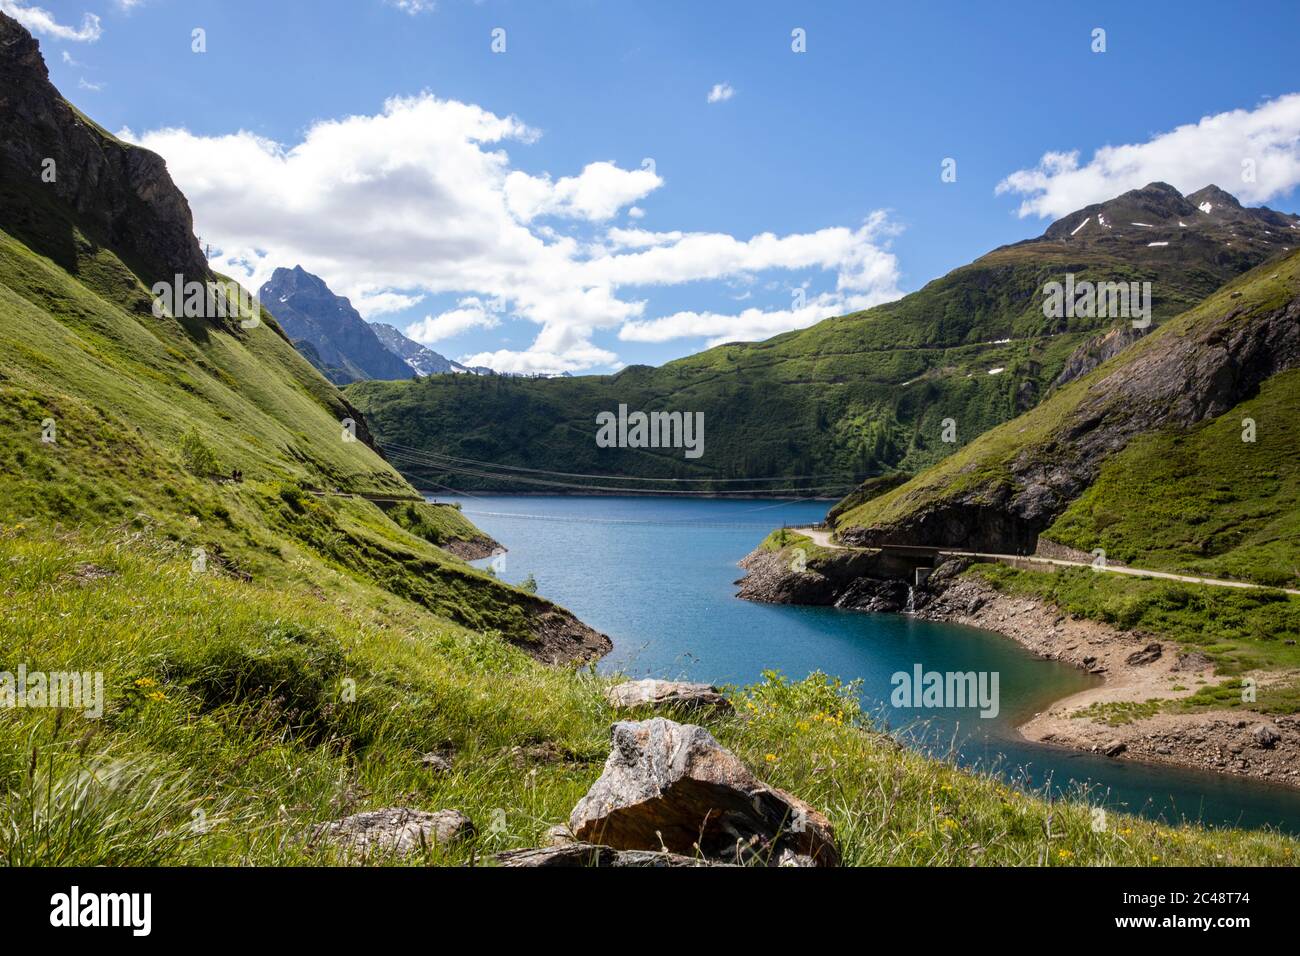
3;526;1295;865
350;238;1262;493
0;220;397;494
1045;367;1300;586
2;19;1294;862
835;251;1300;585
0;187;599;655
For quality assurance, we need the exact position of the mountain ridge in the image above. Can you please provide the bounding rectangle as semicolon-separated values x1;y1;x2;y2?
351;182;1298;493
370;321;494;376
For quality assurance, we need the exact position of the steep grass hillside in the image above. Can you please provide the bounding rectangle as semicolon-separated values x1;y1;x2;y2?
0;12;604;662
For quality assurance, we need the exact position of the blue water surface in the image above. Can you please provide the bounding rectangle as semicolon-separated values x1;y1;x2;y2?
440;493;1300;834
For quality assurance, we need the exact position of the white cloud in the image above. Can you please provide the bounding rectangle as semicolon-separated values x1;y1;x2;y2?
0;1;102;41
620;288;897;349
406;297;501;343
459;344;618;376
505;161;662;222
603;227;684;249
998;93;1300;218
115;0;145;11
627;206;645;219
77;77;102;91
128;92;900;374
387;0;434;14
707;83;735;104
355;291;424;316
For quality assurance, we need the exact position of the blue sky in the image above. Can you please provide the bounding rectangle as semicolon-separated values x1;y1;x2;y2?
11;0;1300;373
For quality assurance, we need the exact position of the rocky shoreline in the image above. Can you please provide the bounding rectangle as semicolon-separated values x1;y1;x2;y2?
440;535;503;562
736;544;1300;789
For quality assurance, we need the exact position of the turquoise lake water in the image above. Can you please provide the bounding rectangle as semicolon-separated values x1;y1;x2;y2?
439;493;1300;834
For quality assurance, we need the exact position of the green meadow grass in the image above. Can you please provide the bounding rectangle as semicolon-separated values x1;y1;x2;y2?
2;526;1297;866
1045;368;1300;588
3;129;1299;867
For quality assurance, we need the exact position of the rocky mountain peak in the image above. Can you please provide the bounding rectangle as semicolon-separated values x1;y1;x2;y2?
260;265;415;385
1040;181;1299;260
0;11;208;285
267;265;331;298
1186;184;1244;212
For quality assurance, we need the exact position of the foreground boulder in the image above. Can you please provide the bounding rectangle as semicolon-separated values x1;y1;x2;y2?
605;679;733;713
312;808;473;857
569;718;839;866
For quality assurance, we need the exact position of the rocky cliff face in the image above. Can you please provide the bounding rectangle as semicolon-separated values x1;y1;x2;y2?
735;545;918;613
1052;324;1148;388
260;266;416;385
1004;294;1300;531
0;12;208;285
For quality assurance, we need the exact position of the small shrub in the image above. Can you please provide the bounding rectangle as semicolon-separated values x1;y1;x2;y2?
278;481;306;511
178;428;220;477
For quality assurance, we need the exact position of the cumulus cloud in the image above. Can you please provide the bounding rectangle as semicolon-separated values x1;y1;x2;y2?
127;92;900;373
406;297;501;344
355;291;424;317
458;344;618;376
0;1;102;41
619;290;891;349
505;161;662;222
707;83;735;104
998;93;1300;218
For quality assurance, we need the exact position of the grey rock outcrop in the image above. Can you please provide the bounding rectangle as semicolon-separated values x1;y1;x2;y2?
260;266;415;385
1252;723;1282;750
1053;324;1148;388
1125;643;1163;666
569;718;839;866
